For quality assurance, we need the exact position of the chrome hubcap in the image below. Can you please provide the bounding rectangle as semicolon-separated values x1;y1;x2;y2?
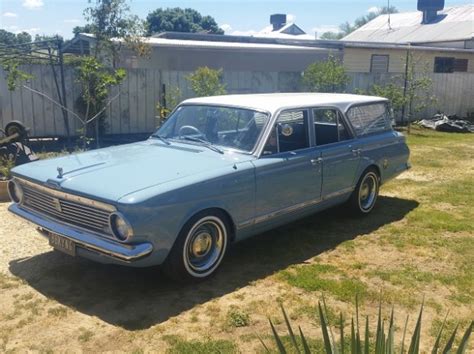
184;218;225;275
359;174;377;211
192;233;212;257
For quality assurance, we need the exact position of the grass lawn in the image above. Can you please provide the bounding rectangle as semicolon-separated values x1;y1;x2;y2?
0;126;472;352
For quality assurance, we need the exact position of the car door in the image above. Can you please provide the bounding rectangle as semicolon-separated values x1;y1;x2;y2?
312;108;360;198
253;109;322;220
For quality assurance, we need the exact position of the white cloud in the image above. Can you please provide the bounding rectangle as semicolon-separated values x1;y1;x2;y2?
220;24;232;32
64;19;80;24
3;12;18;18
8;25;19;31
367;6;381;13
22;0;44;10
287;14;296;22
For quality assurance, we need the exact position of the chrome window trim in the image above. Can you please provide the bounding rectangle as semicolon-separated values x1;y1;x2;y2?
237;186;354;229
15;177;116;213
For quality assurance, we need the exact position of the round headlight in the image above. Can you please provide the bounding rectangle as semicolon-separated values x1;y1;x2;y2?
109;212;133;242
7;179;24;204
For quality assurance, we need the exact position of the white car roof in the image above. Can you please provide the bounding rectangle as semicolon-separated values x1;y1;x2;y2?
182;93;387;114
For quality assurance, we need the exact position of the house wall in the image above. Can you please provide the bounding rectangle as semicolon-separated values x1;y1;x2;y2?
343;47;474;73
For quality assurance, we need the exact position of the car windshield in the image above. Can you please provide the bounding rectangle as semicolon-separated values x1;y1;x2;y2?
154;105;269;152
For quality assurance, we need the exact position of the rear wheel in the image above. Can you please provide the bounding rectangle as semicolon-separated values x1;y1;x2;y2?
349;168;380;215
163;211;229;282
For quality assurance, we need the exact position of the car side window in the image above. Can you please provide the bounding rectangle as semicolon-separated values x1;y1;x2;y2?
263;109;310;155
346;103;392;136
313;108;350;146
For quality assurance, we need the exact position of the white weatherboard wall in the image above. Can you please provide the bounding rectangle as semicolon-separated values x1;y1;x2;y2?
1;65;473;137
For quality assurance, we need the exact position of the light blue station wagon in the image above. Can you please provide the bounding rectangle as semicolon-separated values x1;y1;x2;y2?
8;93;410;281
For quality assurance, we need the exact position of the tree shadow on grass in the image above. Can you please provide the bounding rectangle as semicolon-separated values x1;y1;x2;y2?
9;196;418;330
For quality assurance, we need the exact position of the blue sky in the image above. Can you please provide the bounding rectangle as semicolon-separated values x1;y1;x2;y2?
1;0;472;39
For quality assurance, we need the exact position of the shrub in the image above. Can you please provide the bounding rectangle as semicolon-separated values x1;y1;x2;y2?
186;67;226;97
226;307;250;328
262;298;473;353
302;56;349;93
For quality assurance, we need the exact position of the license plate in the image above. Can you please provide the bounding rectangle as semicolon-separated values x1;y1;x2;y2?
49;233;76;256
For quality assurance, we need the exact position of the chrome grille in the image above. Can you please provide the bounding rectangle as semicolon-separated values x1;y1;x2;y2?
20;181;113;236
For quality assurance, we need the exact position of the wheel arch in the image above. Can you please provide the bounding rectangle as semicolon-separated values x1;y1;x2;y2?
185;206;237;242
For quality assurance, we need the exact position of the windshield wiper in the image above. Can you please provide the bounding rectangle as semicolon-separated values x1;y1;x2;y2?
150;134;171;145
181;136;224;154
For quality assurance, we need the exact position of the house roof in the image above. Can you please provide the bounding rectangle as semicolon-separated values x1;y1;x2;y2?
183;93;387;114
256;22;315;40
343;5;474;44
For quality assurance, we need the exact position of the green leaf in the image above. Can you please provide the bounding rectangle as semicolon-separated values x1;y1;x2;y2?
340;313;345;354
258;335;271;353
456;321;473;354
323;295;338;354
364;316;369;354
269;318;287;354
351;318;357;354
318;301;333;354
408;303;423;354
375;300;383;353
299;326;312;354
442;323;458;354
432;312;449;354
400;315;409;354
281;304;300;353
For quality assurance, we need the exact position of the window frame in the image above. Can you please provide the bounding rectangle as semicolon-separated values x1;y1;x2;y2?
311;107;354;147
261;108;312;156
344;101;392;138
370;54;390;73
157;103;272;155
434;56;455;73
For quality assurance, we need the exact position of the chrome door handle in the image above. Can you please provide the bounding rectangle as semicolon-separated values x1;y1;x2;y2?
310;157;323;165
351;149;361;156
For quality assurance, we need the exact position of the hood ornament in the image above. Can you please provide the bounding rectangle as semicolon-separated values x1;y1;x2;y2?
57;167;64;179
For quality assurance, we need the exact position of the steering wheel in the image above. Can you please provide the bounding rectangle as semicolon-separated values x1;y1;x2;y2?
178;125;207;140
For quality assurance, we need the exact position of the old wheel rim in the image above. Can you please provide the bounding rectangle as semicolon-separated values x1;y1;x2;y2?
359;174;377;211
185;218;225;275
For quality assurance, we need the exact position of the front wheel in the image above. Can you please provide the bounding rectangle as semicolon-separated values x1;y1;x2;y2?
349;169;380;215
163;211;229;282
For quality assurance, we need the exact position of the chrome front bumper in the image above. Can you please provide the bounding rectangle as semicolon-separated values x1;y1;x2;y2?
9;203;153;262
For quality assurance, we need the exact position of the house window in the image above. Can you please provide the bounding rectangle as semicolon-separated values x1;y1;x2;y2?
434;57;468;73
454;59;468;72
370;55;389;73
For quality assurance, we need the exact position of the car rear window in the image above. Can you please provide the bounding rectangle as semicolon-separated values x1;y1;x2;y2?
346;103;392;136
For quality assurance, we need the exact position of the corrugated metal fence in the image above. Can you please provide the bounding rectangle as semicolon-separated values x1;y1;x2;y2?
0;65;473;137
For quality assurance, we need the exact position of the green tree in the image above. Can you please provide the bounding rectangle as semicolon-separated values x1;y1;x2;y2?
0;30;32;46
320;6;399;39
341;6;398;36
302;57;349;93
146;8;223;35
319;31;344;40
83;0;148;60
186;67;226;97
75;56;126;146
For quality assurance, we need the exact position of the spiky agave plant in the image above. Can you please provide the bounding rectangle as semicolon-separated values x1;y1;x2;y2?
262;296;472;354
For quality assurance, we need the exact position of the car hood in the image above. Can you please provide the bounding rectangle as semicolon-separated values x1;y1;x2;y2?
12;140;254;202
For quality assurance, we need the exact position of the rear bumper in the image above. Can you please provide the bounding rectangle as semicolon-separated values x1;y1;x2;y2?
8;203;153;263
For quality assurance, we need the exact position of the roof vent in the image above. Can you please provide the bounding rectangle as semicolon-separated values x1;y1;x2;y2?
270;14;286;31
417;0;445;24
